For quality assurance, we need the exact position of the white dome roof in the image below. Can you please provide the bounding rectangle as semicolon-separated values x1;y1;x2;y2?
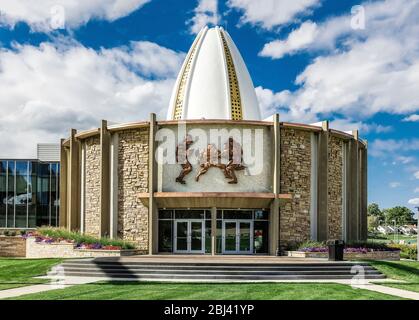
167;26;261;121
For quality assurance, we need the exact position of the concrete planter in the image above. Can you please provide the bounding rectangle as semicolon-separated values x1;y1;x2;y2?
0;236;26;257
0;237;143;259
285;250;400;261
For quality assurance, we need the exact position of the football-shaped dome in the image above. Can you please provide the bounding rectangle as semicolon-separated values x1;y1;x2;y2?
167;26;261;120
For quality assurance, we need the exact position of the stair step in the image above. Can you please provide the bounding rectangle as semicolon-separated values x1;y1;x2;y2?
52;271;386;280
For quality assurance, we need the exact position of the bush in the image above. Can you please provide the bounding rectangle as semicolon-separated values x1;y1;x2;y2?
388;243;417;260
297;241;327;250
37;227;136;250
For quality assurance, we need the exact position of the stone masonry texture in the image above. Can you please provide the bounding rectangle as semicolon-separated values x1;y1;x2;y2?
118;129;149;250
280;128;311;248
84;136;101;237
328;136;343;240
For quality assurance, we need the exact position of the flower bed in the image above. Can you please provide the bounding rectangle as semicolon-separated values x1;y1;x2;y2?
286;240;401;260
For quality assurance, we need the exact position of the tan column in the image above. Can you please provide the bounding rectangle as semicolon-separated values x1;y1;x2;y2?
317;121;329;241
211;207;217;255
348;131;360;241
270;114;280;255
359;143;368;241
59;139;68;228
68;129;80;231
148;113;158;254
99;120;110;237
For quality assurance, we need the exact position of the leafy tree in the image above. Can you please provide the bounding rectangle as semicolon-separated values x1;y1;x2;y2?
368;215;380;232
368;203;384;224
383;206;415;225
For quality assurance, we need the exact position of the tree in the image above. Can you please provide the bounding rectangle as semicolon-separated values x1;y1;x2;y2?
368;215;380;232
383;206;415;225
368;203;384;224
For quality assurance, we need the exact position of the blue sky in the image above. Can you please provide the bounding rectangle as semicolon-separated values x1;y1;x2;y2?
0;0;418;214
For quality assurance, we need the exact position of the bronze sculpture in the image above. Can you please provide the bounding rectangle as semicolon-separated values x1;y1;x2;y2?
175;135;194;184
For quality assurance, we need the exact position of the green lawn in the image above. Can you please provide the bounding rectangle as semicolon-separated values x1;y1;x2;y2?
369;260;419;293
9;282;402;300
0;258;62;290
369;235;417;244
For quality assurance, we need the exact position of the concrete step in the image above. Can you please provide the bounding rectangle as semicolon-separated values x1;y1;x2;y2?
51;271;386;280
57;267;382;275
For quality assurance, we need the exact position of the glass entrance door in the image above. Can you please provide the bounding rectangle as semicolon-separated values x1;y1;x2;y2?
174;220;204;253
222;220;253;254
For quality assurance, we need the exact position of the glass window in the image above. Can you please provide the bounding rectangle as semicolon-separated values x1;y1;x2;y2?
36;163;50;226
175;210;205;219
158;210;173;219
0;161;6;228
6;161;15;228
15;161;28;228
158;220;173;252
217;210;222;219
254;210;269;220
254;221;269;254
205;220;211;253
223;210;253;220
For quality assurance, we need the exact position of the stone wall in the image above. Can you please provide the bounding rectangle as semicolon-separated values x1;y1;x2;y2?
118;129;149;250
25;238;142;258
328;136;343;240
84;136;101;237
0;236;26;257
280;128;312;247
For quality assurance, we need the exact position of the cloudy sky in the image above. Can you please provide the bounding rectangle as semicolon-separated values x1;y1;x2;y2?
0;0;418;213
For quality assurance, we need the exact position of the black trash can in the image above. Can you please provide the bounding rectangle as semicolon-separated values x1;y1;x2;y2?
327;240;345;261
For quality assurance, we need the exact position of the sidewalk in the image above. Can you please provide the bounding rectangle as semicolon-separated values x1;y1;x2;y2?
0;277;99;299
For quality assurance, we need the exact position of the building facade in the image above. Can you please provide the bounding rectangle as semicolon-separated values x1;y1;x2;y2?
60;27;367;255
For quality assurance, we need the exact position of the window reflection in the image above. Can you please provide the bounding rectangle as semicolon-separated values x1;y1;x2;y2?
0;160;60;229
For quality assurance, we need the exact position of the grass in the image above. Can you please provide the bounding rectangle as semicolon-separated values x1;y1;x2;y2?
0;258;62;291
9;282;403;300
37;227;136;249
369;260;419;293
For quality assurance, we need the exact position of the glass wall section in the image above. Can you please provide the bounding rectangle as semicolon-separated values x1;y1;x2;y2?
15;161;29;228
0;161;6;228
0;160;60;229
6;161;15;228
36;162;50;226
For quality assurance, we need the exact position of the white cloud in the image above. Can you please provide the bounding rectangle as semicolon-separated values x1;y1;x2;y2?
260;21;318;59
227;0;320;30
408;198;419;206
0;40;184;158
415;171;419;180
403;114;419;122
329;119;392;135
0;0;150;31
414;187;419;193
395;156;415;165
369;139;419;158
259;0;419;121
389;182;401;188
189;0;220;34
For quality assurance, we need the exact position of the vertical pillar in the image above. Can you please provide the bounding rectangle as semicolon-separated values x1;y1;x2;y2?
59;139;68;228
100;120;110;237
148;113;158;254
348;130;360;241
80;143;86;233
317;121;329;241
359;142;368;241
68;129;80;231
270;114;280;255
211;207;217;255
109;133;119;239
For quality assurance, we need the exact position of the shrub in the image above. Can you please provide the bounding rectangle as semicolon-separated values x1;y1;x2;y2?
297;241;327;251
36;227;136;250
388;243;417;260
3;230;9;236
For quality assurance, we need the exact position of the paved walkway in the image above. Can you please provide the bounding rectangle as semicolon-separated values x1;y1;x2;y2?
0;277;99;299
0;277;418;300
